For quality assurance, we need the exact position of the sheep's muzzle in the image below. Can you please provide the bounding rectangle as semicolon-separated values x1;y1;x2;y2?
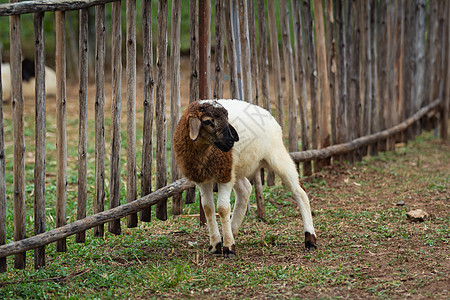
214;125;239;152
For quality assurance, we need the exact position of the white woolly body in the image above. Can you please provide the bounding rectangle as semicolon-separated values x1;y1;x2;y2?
1;63;57;100
217;99;285;180
190;99;316;254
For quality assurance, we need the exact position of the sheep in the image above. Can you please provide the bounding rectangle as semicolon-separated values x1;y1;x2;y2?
1;58;57;100
173;99;316;257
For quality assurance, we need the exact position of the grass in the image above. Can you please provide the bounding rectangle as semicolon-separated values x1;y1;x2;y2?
0;124;448;298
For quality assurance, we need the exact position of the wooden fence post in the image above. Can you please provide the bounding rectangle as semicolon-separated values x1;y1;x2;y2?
109;1;122;233
170;0;182;216
126;0;138;226
55;10;67;253
94;4;106;238
213;0;224;100
33;11;46;269
313;0;331;167
155;0;168;221
76;8;88;243
369;0;378;155
267;0;284;131
185;0;198;205
141;0;155;221
442;0;450;142
303;0;320;170
224;0;238;99
238;0;252;104
292;0;311;177
0;50;7;273
280;0;298;154
361;0;372;157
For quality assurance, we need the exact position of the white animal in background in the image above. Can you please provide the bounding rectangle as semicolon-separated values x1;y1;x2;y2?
173;99;317;257
1;58;57;100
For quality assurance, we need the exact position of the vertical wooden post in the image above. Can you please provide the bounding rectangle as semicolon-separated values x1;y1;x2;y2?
378;0;388;151
185;0;199;205
292;0;311;176
387;1;397;150
34;11;46;269
247;0;259;106
267;0;284;131
395;0;405;143
76;8;88;243
280;0;298;153
170;0;183;216
362;0;372;157
109;1;122;233
313;0;331;167
224;0;238;99
403;0;414;142
304;0;319;168
369;0;378;155
348;0;361;162
10;0;26;268
55;10;67;252
238;0;252;103
198;0;210;225
413;0;426;136
441;0;450;142
141;0;155;220
94;4;106;238
0;50;7;273
214;0;224;99
325;0;338;148
127;0;138;226
256;0;270;111
155;0;168;221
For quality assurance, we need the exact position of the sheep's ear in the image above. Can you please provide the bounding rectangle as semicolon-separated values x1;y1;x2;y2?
229;124;239;142
189;117;202;141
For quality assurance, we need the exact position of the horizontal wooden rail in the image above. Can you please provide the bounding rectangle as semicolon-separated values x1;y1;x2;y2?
0;0;118;16
290;98;442;163
0;178;194;258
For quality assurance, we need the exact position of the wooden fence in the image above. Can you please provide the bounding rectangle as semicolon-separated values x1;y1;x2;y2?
0;0;449;272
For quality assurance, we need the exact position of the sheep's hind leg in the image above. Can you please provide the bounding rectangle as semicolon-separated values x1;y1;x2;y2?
217;182;235;257
197;182;222;255
231;177;252;237
268;154;317;251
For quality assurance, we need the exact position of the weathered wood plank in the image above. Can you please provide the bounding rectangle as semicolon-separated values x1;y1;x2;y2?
238;0;252;103
0;0;118;16
76;8;88;243
109;1;122;234
213;0;224;99
33;11;46;269
267;0;284;130
0;179;196;259
0;49;7;273
140;0;155;220
256;0;270;111
442;0;450;142
94;4;106;238
126;0;138;226
292;0;311;177
155;0;168;221
185;0;198;205
170;0;182;216
55;10;67;253
313;0;331;166
303;0;319;169
247;0;259;106
362;0;372;157
291;99;442;163
378;0;388;151
369;0;378;155
223;0;238;99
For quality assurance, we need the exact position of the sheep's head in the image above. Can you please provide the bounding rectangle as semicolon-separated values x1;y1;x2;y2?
187;100;239;152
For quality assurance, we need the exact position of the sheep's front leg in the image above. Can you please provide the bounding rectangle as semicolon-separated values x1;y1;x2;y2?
197;182;222;255
231;177;252;236
217;182;235;257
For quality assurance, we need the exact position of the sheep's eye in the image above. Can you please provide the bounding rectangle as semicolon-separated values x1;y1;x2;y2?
202;120;213;126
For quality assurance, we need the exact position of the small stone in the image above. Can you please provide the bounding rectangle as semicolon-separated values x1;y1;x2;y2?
397;200;405;206
406;209;429;222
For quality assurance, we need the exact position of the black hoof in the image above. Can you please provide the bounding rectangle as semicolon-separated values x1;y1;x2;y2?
209;242;222;255
223;245;236;258
305;232;317;251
